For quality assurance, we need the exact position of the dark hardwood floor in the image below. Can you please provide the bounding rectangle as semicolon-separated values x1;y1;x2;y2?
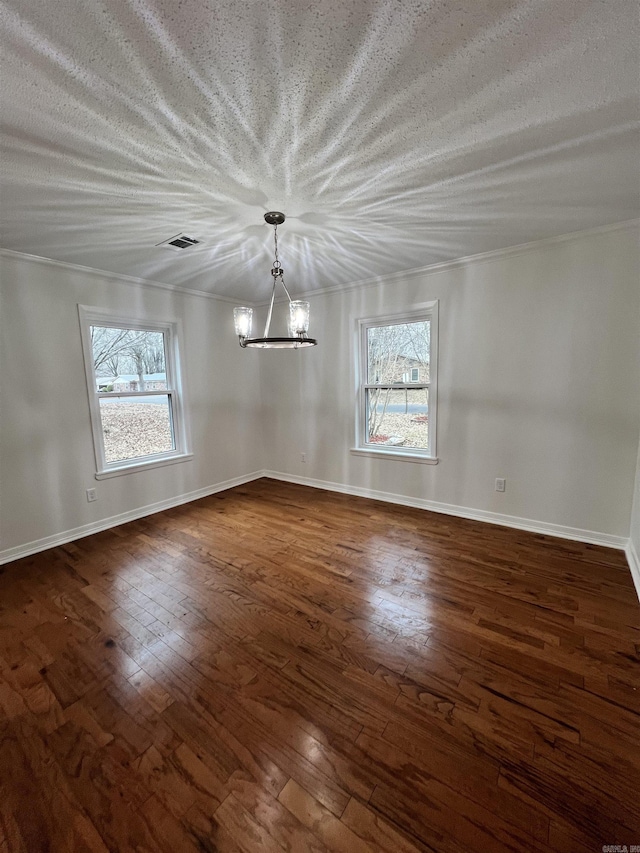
0;478;638;852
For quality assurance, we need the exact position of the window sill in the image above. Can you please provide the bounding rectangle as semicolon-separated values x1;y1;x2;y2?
350;447;439;464
95;452;193;480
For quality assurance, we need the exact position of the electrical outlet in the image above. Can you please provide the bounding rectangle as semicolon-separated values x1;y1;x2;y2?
495;478;506;492
86;488;97;502
301;452;307;463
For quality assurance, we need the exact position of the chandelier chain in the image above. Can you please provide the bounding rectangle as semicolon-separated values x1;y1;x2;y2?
271;221;292;299
272;223;282;273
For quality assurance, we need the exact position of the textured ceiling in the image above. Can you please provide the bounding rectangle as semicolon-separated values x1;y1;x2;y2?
1;0;638;301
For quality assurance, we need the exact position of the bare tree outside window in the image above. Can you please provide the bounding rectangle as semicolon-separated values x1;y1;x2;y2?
142;339;166;375
89;325;172;462
91;326;166;389
91;326;141;374
79;307;192;478
359;314;435;455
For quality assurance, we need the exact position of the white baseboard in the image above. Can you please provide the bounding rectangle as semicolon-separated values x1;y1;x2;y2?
625;539;640;602
0;471;263;565
262;470;629;551
2;468;634;599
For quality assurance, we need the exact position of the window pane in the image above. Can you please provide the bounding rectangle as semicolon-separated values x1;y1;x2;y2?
367;321;430;384
99;396;174;463
366;387;429;450
90;326;167;392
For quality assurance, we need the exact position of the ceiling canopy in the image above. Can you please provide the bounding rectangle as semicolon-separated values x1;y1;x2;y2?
1;0;638;301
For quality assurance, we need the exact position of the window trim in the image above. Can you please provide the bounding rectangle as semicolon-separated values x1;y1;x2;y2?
78;305;192;479
352;303;438;462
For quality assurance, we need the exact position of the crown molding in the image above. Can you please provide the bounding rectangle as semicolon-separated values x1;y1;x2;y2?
2;217;637;308
257;217;640;306
0;248;243;305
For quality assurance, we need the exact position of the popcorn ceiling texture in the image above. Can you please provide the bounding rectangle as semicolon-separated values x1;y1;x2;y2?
0;0;638;300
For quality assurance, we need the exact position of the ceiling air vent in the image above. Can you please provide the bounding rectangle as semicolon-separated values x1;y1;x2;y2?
156;233;201;252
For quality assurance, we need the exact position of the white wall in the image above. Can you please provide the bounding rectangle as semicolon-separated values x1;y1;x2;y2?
260;224;640;542
2;223;639;563
0;253;264;559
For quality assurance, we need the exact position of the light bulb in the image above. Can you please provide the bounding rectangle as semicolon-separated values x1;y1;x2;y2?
289;301;310;335
233;307;253;338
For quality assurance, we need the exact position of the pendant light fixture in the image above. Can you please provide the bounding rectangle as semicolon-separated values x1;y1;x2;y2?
234;212;317;349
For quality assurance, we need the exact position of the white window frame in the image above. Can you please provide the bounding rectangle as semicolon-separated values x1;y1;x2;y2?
352;302;438;463
78;305;192;479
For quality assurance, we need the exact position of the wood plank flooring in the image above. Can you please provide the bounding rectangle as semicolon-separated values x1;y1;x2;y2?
1;478;639;852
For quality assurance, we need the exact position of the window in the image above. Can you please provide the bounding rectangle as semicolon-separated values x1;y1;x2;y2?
79;306;191;478
353;304;438;462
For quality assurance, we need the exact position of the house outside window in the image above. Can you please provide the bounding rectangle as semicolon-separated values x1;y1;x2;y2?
78;306;191;478
353;304;438;462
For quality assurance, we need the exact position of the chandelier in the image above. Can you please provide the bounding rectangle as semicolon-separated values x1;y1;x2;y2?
233;212;317;349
